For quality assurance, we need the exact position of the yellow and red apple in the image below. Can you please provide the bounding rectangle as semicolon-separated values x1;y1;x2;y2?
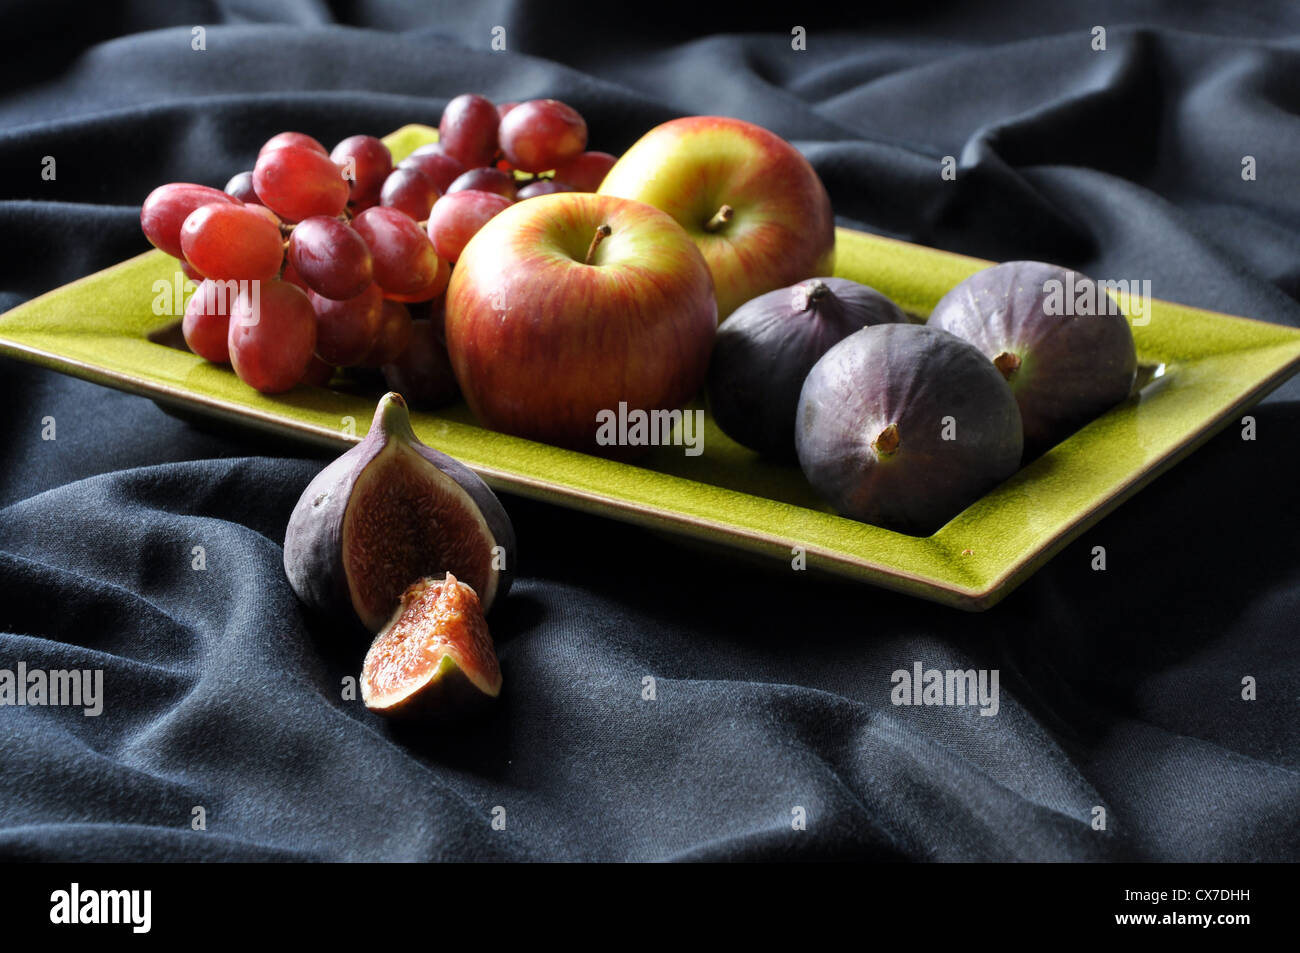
598;116;835;321
445;192;716;453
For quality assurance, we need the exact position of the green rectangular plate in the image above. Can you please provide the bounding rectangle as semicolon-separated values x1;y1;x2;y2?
3;123;1299;610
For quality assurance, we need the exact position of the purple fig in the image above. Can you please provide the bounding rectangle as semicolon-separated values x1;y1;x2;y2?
926;260;1137;456
706;277;907;459
796;324;1023;535
284;392;514;632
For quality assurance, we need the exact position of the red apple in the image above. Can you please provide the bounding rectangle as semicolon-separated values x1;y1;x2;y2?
598;116;835;321
445;192;716;453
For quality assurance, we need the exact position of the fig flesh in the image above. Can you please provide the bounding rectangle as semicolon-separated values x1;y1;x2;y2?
361;572;502;720
926;260;1137;456
795;324;1023;535
706;277;907;459
284;392;514;632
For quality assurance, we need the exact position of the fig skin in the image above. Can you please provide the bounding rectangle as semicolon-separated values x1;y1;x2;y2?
283;392;515;633
706;277;907;459
926;260;1137;456
361;573;501;722
795;324;1023;535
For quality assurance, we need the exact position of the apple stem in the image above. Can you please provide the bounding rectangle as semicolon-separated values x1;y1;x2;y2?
584;224;612;265
993;351;1022;380
704;204;734;233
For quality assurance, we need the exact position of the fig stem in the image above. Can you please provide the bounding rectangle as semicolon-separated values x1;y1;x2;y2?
584;224;612;265
873;422;901;456
797;280;832;312
376;391;416;443
993;351;1022;380
704;204;734;233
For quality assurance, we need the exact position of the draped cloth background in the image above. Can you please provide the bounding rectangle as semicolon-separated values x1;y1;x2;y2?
1;1;1296;861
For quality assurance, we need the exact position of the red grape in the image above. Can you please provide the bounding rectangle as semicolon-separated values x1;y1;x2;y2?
517;179;573;199
309;284;383;366
498;99;587;173
398;144;465;192
179;258;205;283
281;259;309;292
379;167;441;221
253;145;349;222
301;356;336;387
382;254;450;303
141;183;239;259
496;101;519;121
247;204;283;229
182;279;233;363
438;93;500;168
446;167;517;200
288;216;373;300
330;135;392;202
351;206;445;299
426;190;512;262
228;280;317;393
362;300;414;366
259;131;327;156
224;170;263;205
350;187;382;213
180;203;285;281
552;151;617;192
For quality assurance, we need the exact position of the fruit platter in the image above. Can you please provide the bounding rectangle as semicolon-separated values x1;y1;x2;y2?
3;96;1299;639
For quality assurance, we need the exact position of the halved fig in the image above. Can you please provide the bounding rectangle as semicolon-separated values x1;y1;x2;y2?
361;573;502;720
284;392;515;632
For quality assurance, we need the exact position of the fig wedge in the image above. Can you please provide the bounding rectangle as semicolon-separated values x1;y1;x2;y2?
361;573;502;720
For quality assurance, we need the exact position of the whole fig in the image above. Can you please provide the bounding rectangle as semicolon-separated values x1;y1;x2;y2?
284;392;515;632
927;260;1137;456
796;324;1023;535
706;277;907;459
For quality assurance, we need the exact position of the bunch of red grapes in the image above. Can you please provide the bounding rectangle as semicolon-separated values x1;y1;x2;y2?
139;94;616;394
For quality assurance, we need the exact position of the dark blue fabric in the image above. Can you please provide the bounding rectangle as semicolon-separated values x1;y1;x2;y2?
1;1;1297;861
